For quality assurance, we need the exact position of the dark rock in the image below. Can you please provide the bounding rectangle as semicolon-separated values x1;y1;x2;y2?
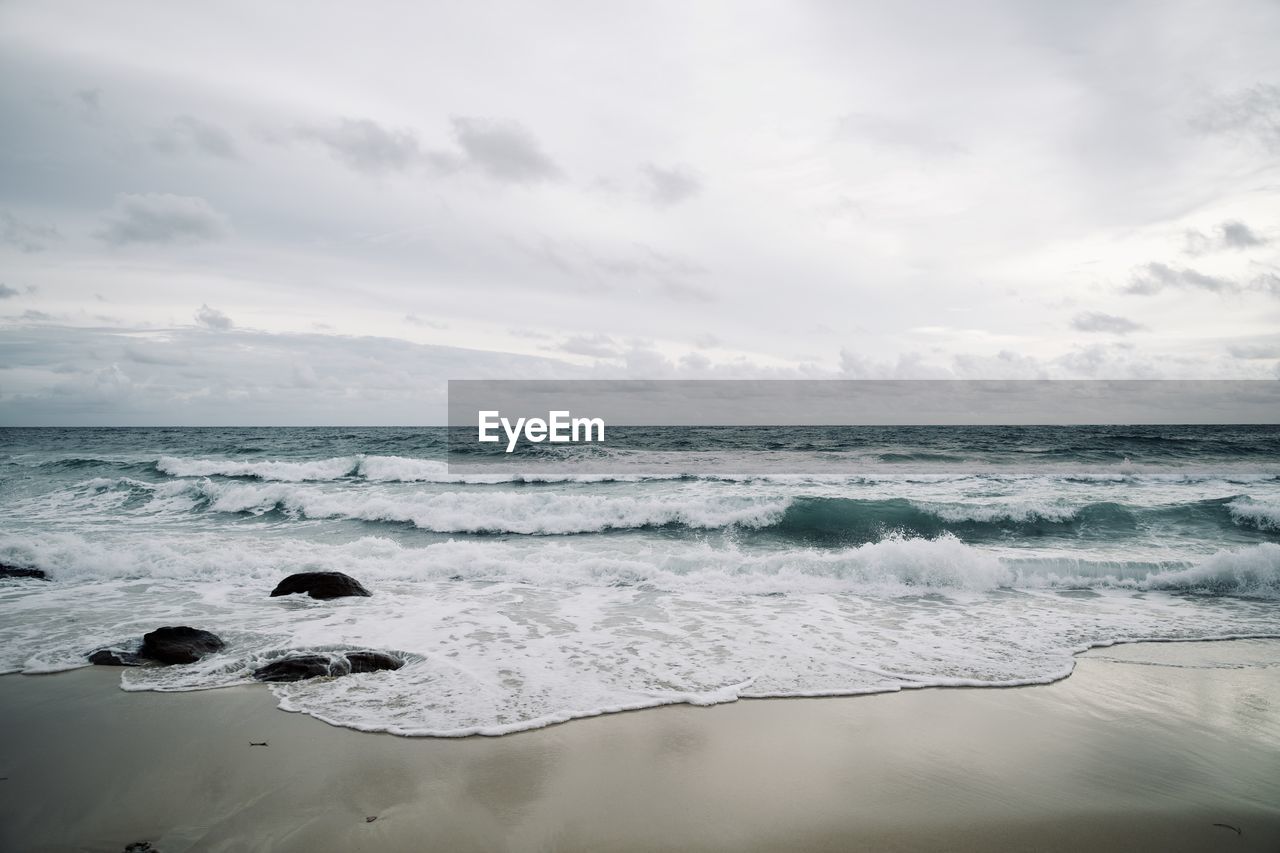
88;647;144;666
252;650;403;682
346;651;404;674
124;843;157;853
0;563;47;580
269;571;370;600
253;654;350;682
138;626;225;664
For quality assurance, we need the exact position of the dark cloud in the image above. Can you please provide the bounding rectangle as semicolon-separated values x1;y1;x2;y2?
1220;220;1265;248
296;118;423;174
124;345;189;366
1071;311;1144;334
447;117;561;183
97;193;229;245
0;284;20;299
1124;262;1237;295
153;115;239;160
640;163;701;206
195;303;233;330
0;325;582;425
74;88;101;111
1193;84;1280;150
1184;219;1266;254
1;212;60;253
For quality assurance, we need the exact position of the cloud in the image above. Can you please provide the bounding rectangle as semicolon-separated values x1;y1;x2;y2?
97;193;229;245
0;284;19;299
195;304;233;330
837;113;966;158
0;325;583;425
508;327;552;340
557;334;622;358
1228;342;1280;359
404;313;448;329
74;88;100;111
296;118;424;174
640;163;701;206
152;115;239;160
1193;84;1280;150
1184;220;1267;254
1221;220;1266;248
446;117;561;183
124;344;189;366
594;243;713;301
1124;262;1237;295
1;212;60;253
1071;312;1144;334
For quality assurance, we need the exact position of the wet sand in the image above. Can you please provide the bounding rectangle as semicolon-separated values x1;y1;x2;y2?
1;639;1278;852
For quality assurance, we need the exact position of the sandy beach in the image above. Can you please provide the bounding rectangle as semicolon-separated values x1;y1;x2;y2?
1;638;1277;852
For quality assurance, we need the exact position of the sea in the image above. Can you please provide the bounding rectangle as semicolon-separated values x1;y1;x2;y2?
1;424;1278;736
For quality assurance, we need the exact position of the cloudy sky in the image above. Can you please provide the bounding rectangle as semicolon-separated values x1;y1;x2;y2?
1;1;1278;424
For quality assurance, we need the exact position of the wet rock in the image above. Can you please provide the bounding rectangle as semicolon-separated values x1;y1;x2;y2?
253;650;403;682
346;651;404;674
138;626;225;664
88;647;144;666
253;654;350;682
0;563;47;580
269;571;370;600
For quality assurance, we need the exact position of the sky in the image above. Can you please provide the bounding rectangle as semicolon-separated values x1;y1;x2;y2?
1;0;1278;425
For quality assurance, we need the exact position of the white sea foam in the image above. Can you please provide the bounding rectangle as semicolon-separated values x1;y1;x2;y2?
1228;497;1280;531
159;479;794;534
156;455;361;481
2;530;1278;736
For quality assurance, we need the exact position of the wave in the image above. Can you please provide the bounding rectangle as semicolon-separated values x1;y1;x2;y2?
3;529;1279;597
155;455;365;481
1228;497;1280;532
1144;543;1280;597
182;480;791;535
94;477;1280;543
137;453;1280;486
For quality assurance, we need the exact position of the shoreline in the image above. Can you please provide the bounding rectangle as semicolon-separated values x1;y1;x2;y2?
2;639;1278;851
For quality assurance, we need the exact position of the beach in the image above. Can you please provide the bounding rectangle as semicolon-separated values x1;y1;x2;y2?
2;638;1277;852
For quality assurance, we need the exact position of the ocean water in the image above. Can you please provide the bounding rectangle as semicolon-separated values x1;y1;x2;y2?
1;425;1279;736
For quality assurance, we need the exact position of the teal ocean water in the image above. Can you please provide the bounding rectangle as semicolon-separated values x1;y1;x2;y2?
2;425;1278;735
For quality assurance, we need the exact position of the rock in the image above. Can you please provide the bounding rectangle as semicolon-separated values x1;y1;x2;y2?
346;650;404;674
253;650;403;682
269;571;370;600
0;563;47;580
253;654;350;682
88;647;143;666
124;843;157;853
138;626;225;664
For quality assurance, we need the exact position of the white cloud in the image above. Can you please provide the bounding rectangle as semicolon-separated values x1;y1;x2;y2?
1071;312;1144;334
